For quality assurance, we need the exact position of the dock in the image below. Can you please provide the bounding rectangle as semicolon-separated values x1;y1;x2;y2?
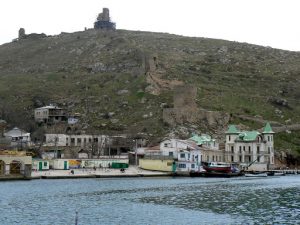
31;167;171;180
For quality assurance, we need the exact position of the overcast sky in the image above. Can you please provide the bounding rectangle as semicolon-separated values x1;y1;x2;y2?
1;0;300;51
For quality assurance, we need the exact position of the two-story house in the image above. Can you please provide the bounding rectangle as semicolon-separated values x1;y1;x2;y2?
140;138;201;173
34;105;67;124
189;134;222;162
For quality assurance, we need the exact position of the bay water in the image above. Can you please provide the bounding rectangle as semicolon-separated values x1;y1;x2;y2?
0;175;299;224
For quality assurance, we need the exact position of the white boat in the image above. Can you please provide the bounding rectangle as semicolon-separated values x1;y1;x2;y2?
274;172;285;176
245;173;268;177
268;172;285;176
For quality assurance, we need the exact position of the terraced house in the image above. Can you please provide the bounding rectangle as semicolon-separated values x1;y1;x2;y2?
225;123;275;171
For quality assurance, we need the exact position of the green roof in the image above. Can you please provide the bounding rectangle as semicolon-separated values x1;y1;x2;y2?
237;131;260;142
226;125;240;134
262;122;275;134
189;134;214;145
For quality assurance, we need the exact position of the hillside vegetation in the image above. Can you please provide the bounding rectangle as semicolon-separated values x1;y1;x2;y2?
0;29;299;154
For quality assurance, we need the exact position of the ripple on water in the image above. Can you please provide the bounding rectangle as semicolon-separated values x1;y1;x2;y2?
0;176;299;224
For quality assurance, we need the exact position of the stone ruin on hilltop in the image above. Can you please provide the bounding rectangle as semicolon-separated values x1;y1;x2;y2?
94;8;116;30
15;28;47;41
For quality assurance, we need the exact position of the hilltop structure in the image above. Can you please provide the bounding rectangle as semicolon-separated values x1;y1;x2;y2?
16;27;46;41
94;8;116;30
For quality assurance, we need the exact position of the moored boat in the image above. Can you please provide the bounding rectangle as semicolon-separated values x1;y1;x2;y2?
267;171;286;176
202;162;232;173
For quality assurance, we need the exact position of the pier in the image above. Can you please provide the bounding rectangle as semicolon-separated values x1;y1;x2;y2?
31;167;171;179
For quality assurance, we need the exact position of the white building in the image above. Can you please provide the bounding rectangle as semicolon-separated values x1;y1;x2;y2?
189;134;222;162
146;138;202;172
4;127;31;148
44;133;109;149
32;159;50;171
225;123;275;171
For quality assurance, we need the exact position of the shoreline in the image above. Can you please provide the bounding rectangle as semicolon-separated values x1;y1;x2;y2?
1;167;299;181
17;167;172;180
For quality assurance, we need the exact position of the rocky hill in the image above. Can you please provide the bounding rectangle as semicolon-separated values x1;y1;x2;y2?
0;28;300;154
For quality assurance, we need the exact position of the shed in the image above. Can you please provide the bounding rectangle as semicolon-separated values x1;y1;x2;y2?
52;159;69;170
33;159;50;171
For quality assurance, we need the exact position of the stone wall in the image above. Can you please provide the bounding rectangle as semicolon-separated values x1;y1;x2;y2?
163;85;230;129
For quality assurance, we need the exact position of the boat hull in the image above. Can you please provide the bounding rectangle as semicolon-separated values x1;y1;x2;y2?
202;165;232;173
190;171;244;178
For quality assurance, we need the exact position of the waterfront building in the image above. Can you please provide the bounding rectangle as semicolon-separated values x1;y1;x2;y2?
0;151;32;178
139;138;201;173
32;159;50;171
225;123;275;171
51;159;69;170
189;134;223;162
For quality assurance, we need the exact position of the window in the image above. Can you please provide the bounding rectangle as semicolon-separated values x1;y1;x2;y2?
178;164;186;168
71;138;75;143
257;146;260;153
191;164;195;168
248;146;251;153
239;146;242;153
169;152;173;157
268;136;270;142
180;153;185;158
239;156;242;162
229;135;231;141
231;156;234;162
213;155;215;161
243;146;245;151
44;162;47;167
77;138;81;143
93;138;98;143
231;146;234;153
164;142;171;147
257;156;260;162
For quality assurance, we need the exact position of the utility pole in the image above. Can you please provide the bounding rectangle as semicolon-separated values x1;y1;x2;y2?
108;137;111;158
135;139;138;166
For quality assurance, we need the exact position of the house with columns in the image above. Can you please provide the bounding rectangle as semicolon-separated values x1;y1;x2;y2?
225;123;275;171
